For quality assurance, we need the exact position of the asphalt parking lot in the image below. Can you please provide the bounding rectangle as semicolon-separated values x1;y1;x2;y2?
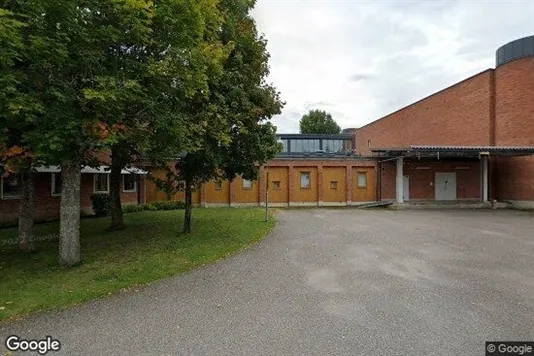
2;208;534;355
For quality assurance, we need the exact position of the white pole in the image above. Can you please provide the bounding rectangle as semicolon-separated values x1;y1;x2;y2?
396;157;404;203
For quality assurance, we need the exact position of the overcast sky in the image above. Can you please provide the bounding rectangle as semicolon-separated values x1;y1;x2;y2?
251;0;534;133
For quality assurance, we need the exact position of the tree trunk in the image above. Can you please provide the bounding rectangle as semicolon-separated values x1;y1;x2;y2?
59;159;81;267
19;169;36;252
109;149;125;230
183;182;193;234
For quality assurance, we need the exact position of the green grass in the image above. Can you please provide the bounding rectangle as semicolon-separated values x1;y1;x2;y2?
0;208;275;323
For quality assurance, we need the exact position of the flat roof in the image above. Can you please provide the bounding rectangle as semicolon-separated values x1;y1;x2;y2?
372;145;534;157
276;133;353;140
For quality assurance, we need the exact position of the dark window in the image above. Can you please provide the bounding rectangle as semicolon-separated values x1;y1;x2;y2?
330;181;338;190
214;180;223;190
272;181;281;190
123;174;137;192
52;173;62;196
94;174;109;193
1;175;21;199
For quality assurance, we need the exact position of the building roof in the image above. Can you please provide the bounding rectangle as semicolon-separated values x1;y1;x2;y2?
372;145;534;157
276;133;353;140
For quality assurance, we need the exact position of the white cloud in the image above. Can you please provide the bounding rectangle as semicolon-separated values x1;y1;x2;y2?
252;0;534;133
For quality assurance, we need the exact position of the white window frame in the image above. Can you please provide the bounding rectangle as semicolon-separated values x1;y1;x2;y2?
300;172;311;189
122;174;137;193
51;173;62;197
357;172;368;189
1;175;21;200
242;179;253;189
93;173;110;193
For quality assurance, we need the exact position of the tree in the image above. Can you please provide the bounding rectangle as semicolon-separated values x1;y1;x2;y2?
154;0;284;233
299;109;341;134
1;0;228;264
100;0;227;230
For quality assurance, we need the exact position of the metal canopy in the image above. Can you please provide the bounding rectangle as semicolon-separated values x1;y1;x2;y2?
372;145;534;158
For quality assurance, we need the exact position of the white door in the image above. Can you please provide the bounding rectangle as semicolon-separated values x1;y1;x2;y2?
435;172;457;200
403;175;410;201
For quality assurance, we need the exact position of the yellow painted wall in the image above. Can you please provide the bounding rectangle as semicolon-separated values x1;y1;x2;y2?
146;169;200;204
234;176;259;203
352;167;376;202
204;180;230;204
293;167;318;202
266;167;289;203
323;167;347;202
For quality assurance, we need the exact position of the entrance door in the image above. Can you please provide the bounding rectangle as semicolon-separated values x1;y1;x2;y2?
435;172;457;200
403;175;410;201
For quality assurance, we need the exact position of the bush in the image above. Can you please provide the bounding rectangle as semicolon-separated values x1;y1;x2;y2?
123;204;145;213
122;200;185;214
90;193;112;217
150;200;185;210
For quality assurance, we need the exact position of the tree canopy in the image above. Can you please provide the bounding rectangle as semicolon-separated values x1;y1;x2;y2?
299;109;341;134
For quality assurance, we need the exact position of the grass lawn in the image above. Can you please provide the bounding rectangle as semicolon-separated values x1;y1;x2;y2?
0;208;275;323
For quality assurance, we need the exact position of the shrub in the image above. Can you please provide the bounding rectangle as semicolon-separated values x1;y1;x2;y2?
123;204;145;213
90;193;111;217
121;200;185;214
150;200;185;210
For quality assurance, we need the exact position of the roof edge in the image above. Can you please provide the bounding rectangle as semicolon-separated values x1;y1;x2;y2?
357;68;495;131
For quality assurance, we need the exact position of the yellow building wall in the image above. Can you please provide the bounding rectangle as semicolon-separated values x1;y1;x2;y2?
146;169;200;204
323;167;347;202
204;180;230;204
234;176;259;203
266;167;289;203
293;167;318;202
352;167;376;202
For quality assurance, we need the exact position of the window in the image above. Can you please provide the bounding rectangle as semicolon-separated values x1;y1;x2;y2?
242;179;253;189
51;173;62;196
272;181;281;190
300;172;310;189
330;181;338;190
122;174;137;192
290;139;320;152
94;174;109;193
1;175;21;199
357;172;368;188
281;139;289;152
367;140;372;148
323;139;343;153
214;180;223;190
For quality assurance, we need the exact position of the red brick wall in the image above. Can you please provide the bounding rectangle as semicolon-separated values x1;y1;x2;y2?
1;172;141;224
494;57;534;201
379;160;481;201
355;70;495;156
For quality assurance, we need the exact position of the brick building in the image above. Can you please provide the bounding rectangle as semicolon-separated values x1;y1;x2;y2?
1;35;533;224
355;35;534;208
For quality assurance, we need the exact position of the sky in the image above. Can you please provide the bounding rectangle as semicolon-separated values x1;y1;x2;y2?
251;0;534;133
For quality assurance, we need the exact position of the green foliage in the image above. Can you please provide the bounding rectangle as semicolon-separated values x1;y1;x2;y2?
151;200;186;211
122;201;185;213
90;194;112;217
299;110;341;134
156;0;285;233
0;208;276;321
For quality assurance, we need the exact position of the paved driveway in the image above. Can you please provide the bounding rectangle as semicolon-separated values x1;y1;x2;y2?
2;209;534;355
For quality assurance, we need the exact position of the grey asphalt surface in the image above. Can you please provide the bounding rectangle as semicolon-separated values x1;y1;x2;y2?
2;208;534;356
